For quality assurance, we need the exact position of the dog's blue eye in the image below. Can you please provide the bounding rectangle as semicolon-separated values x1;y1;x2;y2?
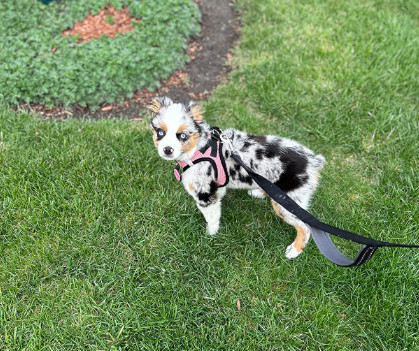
157;129;165;137
179;132;188;141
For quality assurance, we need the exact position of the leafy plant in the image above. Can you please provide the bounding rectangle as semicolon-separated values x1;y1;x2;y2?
0;0;200;109
105;15;114;25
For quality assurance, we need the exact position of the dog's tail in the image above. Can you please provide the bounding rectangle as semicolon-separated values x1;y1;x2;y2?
314;154;326;169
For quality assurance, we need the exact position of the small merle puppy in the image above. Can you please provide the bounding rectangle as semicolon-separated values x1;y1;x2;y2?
149;97;325;258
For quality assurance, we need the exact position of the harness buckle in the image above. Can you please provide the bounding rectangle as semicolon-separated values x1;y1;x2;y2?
210;127;222;141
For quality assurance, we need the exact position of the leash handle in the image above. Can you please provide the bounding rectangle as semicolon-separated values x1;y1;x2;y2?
309;226;377;266
230;151;419;267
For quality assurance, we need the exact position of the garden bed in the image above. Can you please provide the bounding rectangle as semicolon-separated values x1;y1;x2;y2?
3;0;238;119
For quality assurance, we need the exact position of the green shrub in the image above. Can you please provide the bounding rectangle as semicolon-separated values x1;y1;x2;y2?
0;0;200;109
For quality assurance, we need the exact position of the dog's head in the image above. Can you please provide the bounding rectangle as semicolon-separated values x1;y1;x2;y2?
149;97;205;161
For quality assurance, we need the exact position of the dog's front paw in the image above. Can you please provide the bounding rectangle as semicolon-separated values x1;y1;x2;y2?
206;223;219;235
285;243;302;259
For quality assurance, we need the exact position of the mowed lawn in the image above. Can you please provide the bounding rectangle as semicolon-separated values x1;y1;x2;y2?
1;0;418;349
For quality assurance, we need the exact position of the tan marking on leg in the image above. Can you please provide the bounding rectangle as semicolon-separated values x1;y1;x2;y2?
293;226;306;253
271;199;308;254
188;183;194;191
271;200;285;220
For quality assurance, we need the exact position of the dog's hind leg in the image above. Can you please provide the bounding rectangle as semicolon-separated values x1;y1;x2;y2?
271;199;310;259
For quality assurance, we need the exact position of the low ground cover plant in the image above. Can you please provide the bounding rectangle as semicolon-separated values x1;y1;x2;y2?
0;0;200;108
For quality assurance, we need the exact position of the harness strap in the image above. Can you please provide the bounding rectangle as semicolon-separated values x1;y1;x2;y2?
231;152;419;267
174;128;229;187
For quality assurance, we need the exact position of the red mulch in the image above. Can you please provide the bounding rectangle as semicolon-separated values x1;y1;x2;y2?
62;5;139;42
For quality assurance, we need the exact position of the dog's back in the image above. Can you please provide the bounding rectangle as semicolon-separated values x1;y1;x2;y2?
222;128;325;203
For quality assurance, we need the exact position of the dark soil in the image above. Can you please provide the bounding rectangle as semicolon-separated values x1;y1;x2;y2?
22;0;239;119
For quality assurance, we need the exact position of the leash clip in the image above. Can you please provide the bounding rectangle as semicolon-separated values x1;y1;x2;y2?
220;133;236;153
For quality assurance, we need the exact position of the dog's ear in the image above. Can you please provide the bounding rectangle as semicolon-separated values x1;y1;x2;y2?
147;97;173;114
186;101;204;123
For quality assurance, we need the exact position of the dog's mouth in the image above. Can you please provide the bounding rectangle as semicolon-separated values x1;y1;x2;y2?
161;154;175;160
158;151;178;161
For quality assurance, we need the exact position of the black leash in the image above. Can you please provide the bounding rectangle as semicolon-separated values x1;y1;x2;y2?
230;152;419;267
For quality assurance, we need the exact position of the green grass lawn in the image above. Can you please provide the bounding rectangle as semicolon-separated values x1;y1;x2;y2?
1;0;418;349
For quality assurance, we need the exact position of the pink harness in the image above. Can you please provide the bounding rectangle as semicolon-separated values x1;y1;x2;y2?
174;132;229;187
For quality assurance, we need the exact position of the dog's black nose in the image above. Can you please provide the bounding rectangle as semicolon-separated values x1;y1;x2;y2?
163;146;174;155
